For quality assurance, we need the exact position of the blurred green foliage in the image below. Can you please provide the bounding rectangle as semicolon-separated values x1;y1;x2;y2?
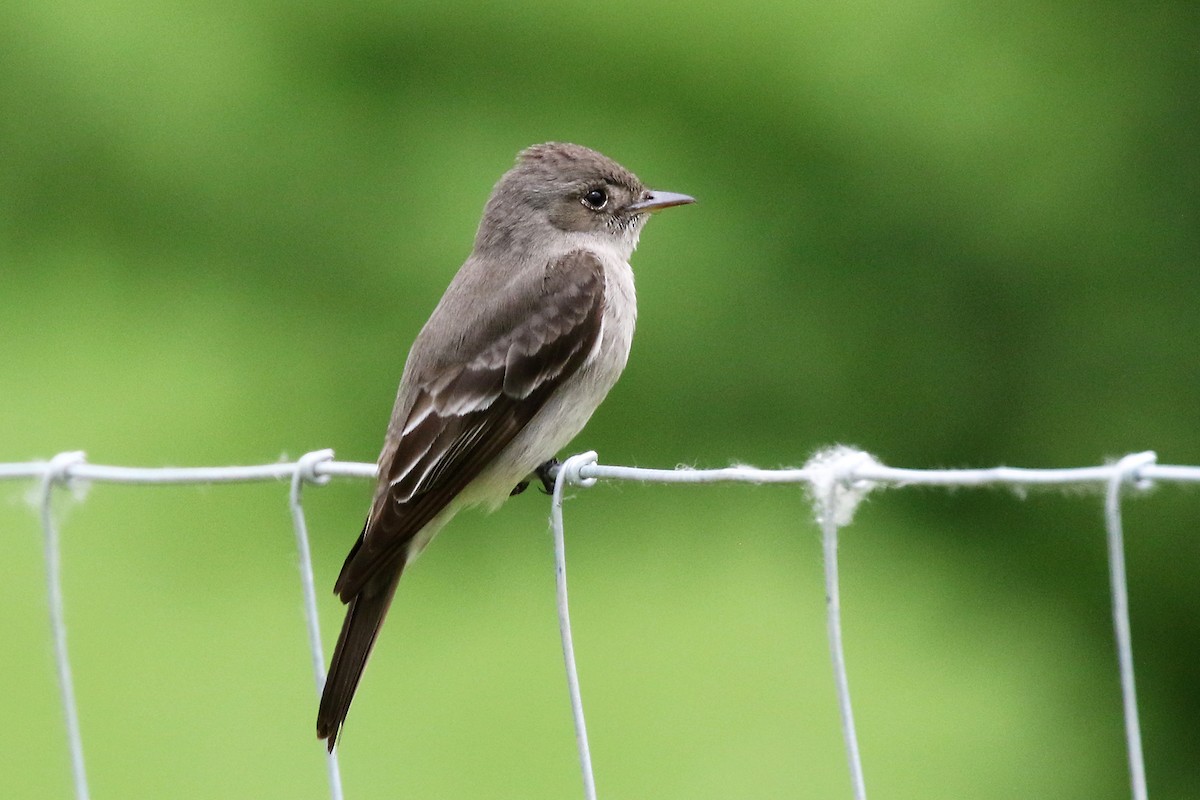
2;1;1198;798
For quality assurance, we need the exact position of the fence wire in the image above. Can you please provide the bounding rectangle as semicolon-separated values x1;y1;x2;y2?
5;447;1195;800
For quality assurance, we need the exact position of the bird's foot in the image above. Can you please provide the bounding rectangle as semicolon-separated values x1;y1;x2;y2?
534;458;560;494
510;458;561;497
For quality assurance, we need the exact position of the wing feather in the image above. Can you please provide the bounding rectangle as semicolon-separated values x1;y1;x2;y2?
333;250;606;600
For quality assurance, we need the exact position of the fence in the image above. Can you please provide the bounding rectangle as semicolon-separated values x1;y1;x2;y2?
4;447;1193;800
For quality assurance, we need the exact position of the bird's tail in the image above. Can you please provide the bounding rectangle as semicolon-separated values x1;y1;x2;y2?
316;568;403;752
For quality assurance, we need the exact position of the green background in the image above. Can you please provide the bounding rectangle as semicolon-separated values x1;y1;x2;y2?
3;1;1198;797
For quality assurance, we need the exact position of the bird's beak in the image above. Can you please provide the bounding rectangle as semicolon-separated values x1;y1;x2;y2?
628;190;695;213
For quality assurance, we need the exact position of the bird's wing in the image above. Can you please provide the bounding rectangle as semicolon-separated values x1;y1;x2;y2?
333;250;606;601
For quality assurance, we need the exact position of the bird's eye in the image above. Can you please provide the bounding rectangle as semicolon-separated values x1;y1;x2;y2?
581;187;608;210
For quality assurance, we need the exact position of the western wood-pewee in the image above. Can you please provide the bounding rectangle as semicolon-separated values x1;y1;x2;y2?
317;142;693;750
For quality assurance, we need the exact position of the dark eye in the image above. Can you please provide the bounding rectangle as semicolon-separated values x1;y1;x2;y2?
581;187;608;210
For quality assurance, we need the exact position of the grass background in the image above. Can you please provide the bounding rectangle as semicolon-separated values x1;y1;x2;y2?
3;1;1198;797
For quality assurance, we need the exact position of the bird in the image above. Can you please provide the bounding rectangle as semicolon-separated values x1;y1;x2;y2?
316;142;693;751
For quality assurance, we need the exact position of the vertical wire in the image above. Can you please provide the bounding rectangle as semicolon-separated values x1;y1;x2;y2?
39;452;90;800
289;450;344;800
1104;453;1154;800
551;453;599;800
820;483;867;800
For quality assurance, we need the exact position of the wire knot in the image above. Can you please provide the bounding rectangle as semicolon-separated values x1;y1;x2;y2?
43;451;87;490
1112;451;1157;492
295;449;335;487
804;445;882;527
559;451;599;489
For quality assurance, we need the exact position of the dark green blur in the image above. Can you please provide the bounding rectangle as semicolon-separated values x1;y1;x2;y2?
3;2;1198;797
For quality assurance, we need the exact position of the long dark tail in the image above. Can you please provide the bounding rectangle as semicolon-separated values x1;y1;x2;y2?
316;566;403;751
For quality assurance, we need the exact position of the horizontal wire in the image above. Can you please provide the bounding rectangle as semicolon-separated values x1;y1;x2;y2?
3;452;1198;489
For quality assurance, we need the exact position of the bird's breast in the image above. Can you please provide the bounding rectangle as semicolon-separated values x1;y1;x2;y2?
470;255;637;510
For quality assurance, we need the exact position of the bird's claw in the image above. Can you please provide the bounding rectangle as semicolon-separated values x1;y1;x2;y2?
510;458;561;497
534;458;560;494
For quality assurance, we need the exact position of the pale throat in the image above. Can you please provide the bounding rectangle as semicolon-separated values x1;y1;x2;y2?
557;227;642;266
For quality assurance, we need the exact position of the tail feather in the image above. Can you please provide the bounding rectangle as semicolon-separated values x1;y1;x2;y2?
317;567;403;751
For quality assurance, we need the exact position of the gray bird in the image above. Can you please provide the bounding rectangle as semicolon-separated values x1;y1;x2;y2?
317;142;693;750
